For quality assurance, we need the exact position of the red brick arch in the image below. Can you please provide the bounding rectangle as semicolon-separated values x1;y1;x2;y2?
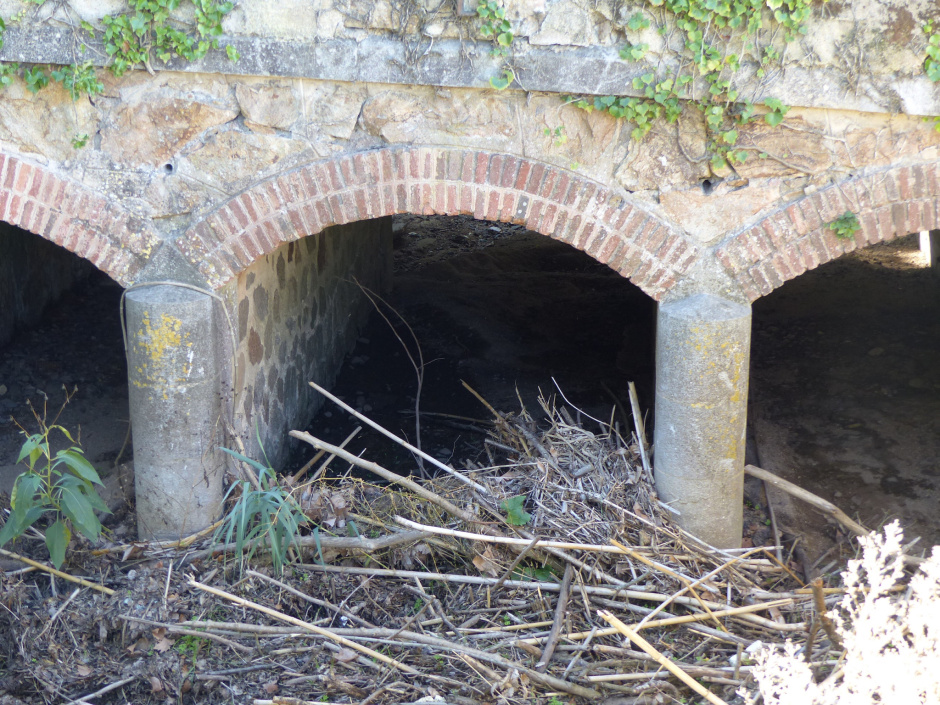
178;147;700;300
0;153;160;286
715;162;940;301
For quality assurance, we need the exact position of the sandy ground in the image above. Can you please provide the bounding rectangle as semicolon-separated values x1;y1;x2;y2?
750;233;940;565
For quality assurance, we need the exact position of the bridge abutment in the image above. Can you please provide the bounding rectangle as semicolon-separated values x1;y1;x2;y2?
653;293;751;549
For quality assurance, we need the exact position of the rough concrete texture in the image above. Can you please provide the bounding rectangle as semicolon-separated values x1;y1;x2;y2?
0;222;95;346
231;218;393;467
125;285;224;540
654;294;752;549
921;230;940;272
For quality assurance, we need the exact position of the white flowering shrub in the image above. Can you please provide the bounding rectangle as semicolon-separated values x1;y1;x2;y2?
747;521;940;705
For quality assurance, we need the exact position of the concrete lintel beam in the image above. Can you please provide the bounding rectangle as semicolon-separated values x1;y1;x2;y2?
653;293;751;549
125;284;225;540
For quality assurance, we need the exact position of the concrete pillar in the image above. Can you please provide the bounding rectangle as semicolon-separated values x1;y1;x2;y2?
126;285;225;540
654;293;751;549
920;230;940;273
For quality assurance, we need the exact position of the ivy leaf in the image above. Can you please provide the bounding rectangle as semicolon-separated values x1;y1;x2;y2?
500;495;531;526
489;68;514;91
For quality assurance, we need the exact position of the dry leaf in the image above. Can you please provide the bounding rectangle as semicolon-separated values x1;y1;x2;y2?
263;680;279;694
154;636;174;653
472;546;501;577
334;647;359;663
127;636;149;654
149;676;164;693
75;664;92;677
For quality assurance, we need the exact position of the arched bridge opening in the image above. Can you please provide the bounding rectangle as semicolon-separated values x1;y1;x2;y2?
0;221;130;514
293;213;657;477
749;231;940;563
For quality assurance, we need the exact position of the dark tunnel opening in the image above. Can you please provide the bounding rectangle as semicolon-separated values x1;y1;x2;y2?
0;223;129;512
290;214;657;477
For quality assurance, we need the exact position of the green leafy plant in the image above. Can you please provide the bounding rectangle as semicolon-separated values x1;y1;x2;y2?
925;22;940;82
828;211;860;240
51;61;104;101
24;65;48;93
71;133;90;149
763;97;790;127
101;0;238;77
477;0;513;47
544;125;567;147
627;12;651;32
620;41;649;61
0;402;109;569
565;0;812;169
0;62;18;88
500;495;531;526
214;447;307;576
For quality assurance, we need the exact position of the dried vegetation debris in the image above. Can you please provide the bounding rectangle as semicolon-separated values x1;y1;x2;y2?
0;389;930;705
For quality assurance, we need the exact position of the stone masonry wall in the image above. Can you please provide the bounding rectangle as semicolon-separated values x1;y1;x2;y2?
0;222;95;346
232;217;393;468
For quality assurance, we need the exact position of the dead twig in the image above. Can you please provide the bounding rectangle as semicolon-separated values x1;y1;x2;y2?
0;547;114;595
536;564;572;672
188;577;421;675
745;465;868;537
599;610;731;705
307;381;489;494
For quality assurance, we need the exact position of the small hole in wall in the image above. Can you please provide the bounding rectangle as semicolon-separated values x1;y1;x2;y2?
163;163;174;174
701;179;716;195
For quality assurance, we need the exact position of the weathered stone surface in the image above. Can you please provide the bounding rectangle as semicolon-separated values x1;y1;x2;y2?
731;115;834;180
102;96;238;165
236;80;300;132
361;87;521;152
101;75;239;166
518;96;626;184
661;181;782;246
529;0;601;46
0;81;99;162
301;81;367;141
614;115;712;192
183;130;316;193
225;0;331;39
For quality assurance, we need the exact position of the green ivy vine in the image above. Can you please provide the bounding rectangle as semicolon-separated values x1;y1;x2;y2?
0;0;239;146
476;0;516;90
560;0;823;172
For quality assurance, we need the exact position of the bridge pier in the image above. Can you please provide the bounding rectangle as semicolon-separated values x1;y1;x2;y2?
920;230;939;273
653;293;751;549
125;284;225;540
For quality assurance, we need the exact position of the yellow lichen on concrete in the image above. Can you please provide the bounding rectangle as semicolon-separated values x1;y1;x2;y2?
130;311;192;397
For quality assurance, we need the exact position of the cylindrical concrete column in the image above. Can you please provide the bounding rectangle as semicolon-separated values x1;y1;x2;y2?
920;230;939;274
126;285;224;540
654;293;751;549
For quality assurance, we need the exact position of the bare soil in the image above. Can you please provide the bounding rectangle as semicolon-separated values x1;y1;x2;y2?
750;233;940;567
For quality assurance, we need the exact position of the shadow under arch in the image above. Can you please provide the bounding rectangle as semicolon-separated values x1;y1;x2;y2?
176;146;700;300
715;162;940;300
0;153;160;287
